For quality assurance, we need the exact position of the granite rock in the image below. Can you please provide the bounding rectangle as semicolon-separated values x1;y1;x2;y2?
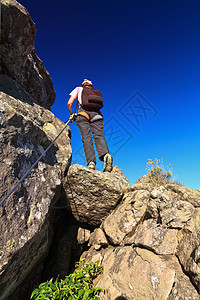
63;164;127;226
1;0;55;109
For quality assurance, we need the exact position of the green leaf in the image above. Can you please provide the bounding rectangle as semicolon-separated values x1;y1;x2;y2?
83;289;92;299
30;289;38;298
78;289;84;297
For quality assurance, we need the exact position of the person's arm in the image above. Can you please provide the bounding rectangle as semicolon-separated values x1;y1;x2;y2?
68;96;76;115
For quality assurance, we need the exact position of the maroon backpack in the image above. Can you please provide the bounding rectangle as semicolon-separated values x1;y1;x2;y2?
81;86;104;111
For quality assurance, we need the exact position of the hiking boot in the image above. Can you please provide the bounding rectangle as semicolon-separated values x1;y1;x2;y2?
103;153;113;172
88;161;95;170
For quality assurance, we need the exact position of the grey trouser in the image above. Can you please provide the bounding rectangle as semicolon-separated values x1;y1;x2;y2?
76;109;109;165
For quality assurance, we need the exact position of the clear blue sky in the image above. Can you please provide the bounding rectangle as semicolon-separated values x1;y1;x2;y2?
18;0;200;189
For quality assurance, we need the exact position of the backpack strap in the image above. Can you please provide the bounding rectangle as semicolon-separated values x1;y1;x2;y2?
74;100;79;114
73;98;90;120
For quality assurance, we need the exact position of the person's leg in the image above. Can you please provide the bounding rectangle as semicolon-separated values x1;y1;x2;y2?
76;115;96;165
90;118;109;160
90;119;113;171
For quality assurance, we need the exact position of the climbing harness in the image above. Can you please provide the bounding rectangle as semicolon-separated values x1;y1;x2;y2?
0;114;77;207
77;111;90;120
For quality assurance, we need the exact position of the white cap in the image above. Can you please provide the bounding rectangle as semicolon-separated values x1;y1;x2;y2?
82;79;93;86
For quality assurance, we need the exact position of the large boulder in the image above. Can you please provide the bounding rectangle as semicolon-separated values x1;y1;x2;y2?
1;0;55;109
103;190;150;245
0;91;71;299
124;219;179;255
63;165;130;226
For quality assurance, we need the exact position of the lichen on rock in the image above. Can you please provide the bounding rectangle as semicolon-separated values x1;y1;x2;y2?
0;91;72;299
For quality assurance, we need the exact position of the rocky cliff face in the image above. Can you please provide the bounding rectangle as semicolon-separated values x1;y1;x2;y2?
0;1;71;299
0;1;200;300
76;177;200;299
0;91;72;300
1;0;55;109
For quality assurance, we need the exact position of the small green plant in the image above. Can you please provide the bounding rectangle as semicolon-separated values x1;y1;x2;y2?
146;158;180;186
31;260;105;300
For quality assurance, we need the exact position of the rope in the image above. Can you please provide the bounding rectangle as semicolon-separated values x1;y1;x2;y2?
0;118;74;206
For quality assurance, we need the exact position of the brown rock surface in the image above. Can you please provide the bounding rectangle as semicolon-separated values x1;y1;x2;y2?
1;0;55;109
158;190;195;228
124;219;179;255
79;178;200;298
176;207;200;289
166;183;200;207
103;190;150;245
77;227;91;244
81;246;199;300
88;228;109;247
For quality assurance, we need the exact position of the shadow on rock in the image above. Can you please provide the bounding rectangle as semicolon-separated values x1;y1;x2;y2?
0;74;35;106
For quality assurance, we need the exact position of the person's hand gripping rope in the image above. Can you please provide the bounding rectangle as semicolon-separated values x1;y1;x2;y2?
69;113;77;123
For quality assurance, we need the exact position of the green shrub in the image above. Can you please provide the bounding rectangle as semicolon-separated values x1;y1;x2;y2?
31;260;105;300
